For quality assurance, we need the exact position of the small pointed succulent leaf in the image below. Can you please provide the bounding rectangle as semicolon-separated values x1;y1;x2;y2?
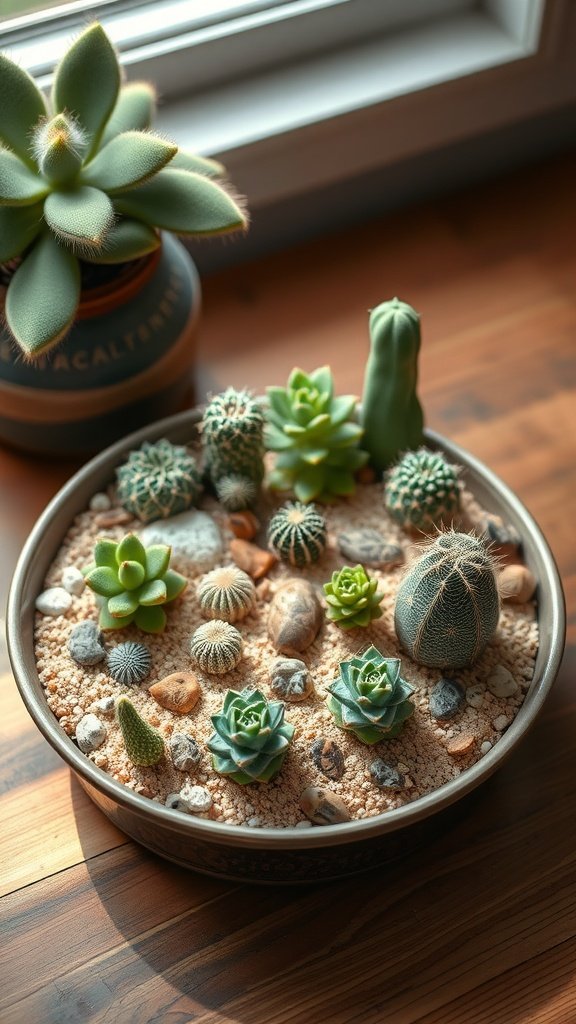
94;538;118;568
51;23;121;158
43;186;115;250
99;605;134;630
114;168;247;235
116;533;146;566
4;233;80;356
0;54;47;165
85;565;124;598
81;131;177;193
0;204;43;261
133;604;167;633
108;590;140;618
137;579;167;606
162;568;187;603
117;560;146;590
0;148;50;205
144;545;171;581
170;149;225;178
101;82;156;145
80;218;160;264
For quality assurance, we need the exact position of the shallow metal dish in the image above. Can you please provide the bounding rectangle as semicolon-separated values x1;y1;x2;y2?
7;411;566;883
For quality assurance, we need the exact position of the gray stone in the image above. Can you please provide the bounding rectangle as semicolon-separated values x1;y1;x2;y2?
165;793;191;813
35;587;72;617
338;528;404;568
429;678;465;721
310;738;345;780
268;579;323;656
94;696;116;714
370;759;406;790
465;683;485;709
139;509;223;571
300;786;351;825
69;620;107;666
89;491;112;512
61;565;85;596
180;784;213;813
487;664;518;698
270;658;313;702
76;714;107;753
169;732;202;771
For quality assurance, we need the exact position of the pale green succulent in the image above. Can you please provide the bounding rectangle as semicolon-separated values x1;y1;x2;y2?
0;22;247;358
207;687;295;784
323;564;384;630
327;645;415;743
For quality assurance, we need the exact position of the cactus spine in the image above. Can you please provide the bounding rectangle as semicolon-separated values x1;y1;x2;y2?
394;530;500;668
360;298;424;472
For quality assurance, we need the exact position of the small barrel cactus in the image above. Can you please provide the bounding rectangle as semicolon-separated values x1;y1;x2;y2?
190;619;243;674
267;501;327;567
115;439;202;523
201;388;265;496
83;532;187;633
197;566;256;623
360;298;425;472
116;695;164;766
264;366;369;503
385;448;461;532
324;564;384;629
207;686;295;784
394;530;500;668
327;645;415;743
214;474;258;512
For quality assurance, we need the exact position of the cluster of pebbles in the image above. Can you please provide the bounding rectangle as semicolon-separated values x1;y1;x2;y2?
34;479;539;829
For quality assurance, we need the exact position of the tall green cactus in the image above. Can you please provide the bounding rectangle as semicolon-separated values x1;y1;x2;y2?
360;298;424;472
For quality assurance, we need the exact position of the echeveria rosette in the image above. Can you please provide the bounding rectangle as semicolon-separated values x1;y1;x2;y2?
0;22;246;358
323;564;384;630
208;687;295;784
83;532;187;633
264;366;369;503
327;646;415;743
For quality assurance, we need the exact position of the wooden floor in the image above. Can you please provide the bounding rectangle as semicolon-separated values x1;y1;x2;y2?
1;149;575;1024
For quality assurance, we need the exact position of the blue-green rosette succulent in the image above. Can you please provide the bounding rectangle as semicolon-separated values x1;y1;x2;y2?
83;532;187;633
327;645;415;743
207;687;295;784
323;564;384;629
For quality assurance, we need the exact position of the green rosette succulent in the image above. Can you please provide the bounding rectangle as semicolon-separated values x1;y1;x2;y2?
207;687;295;784
265;366;369;503
323;564;384;629
0;22;246;358
327;645;415;743
83;532;187;633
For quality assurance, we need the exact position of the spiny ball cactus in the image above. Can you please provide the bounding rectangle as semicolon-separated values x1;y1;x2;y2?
116;695;164;766
214;474;258;512
265;366;369;503
385;448;461;532
207;686;295;784
197;566;256;623
394;530;500;668
360;298;424;472
324;564;384;630
116;439;203;523
0;22;247;358
190;619;243;674
201;388;265;496
267;501;327;567
83;532;187;633
327;645;415;743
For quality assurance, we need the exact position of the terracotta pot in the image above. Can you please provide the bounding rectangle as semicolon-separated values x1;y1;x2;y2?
0;233;200;457
6;412;566;884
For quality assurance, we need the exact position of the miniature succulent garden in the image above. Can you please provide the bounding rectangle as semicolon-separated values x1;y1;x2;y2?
33;297;539;829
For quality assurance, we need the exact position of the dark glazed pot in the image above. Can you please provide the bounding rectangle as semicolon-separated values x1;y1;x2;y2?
6;412;566;883
0;234;200;457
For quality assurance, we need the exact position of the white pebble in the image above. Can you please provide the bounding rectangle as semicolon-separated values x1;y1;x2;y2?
246;816;262;828
165;793;191;813
139;510;223;571
35;587;72;616
76;714;107;753
294;819;313;829
487;665;518;698
89;492;112;512
465;684;485;708
94;696;115;714
493;715;510;732
61;565;86;596
180;784;213;814
480;741;493;754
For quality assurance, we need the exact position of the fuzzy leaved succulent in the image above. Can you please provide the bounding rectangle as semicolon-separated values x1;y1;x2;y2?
0;22;247;358
323;564;384;630
83;532;187;633
116;438;203;523
327;645;415;743
265;366;369;503
207;687;295;784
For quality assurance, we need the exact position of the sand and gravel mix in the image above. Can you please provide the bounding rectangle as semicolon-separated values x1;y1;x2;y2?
34;479;538;828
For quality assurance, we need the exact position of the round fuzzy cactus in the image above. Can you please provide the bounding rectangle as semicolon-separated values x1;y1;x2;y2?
385;448;461;532
267;501;327;567
197;566;256;623
214;474;258;512
324;564;384;630
327;645;415;743
207;686;295;784
116;439;202;523
190;619;243;674
201;388;265;493
116;695;164;766
265;366;369;503
394;530;500;668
